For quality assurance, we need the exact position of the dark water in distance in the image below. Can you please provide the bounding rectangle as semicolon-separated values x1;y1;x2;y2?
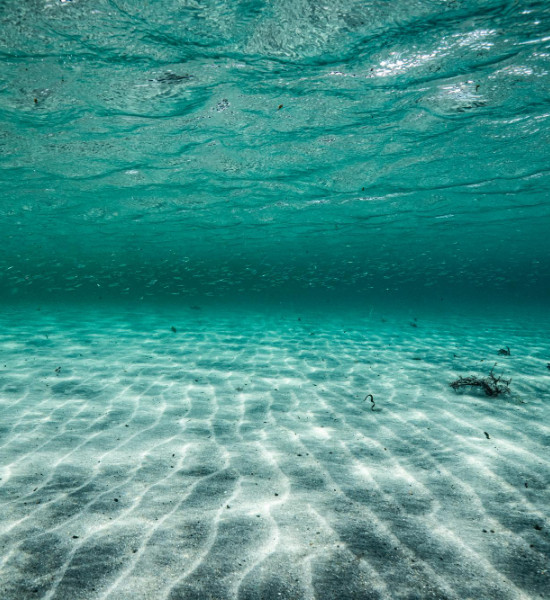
0;0;549;310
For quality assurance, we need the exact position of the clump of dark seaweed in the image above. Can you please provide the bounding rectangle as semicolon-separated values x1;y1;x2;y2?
450;364;511;397
497;346;511;356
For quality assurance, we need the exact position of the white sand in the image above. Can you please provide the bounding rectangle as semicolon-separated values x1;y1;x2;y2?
0;306;548;599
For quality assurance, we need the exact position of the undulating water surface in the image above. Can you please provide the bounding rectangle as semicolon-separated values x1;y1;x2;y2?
0;0;549;598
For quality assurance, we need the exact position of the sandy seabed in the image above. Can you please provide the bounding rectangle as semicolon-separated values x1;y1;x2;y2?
0;305;548;600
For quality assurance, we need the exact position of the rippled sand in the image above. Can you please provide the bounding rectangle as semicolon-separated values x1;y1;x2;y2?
0;306;548;600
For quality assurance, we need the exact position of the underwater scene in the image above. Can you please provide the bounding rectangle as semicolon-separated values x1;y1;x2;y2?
0;0;549;598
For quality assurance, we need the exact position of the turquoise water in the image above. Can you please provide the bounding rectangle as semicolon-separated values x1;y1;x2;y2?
1;0;549;309
0;1;549;599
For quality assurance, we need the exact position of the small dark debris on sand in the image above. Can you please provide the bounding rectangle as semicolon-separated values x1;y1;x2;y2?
498;346;511;356
364;394;376;411
450;364;511;397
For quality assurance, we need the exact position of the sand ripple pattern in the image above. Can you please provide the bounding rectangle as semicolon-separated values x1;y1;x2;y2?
0;307;548;599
